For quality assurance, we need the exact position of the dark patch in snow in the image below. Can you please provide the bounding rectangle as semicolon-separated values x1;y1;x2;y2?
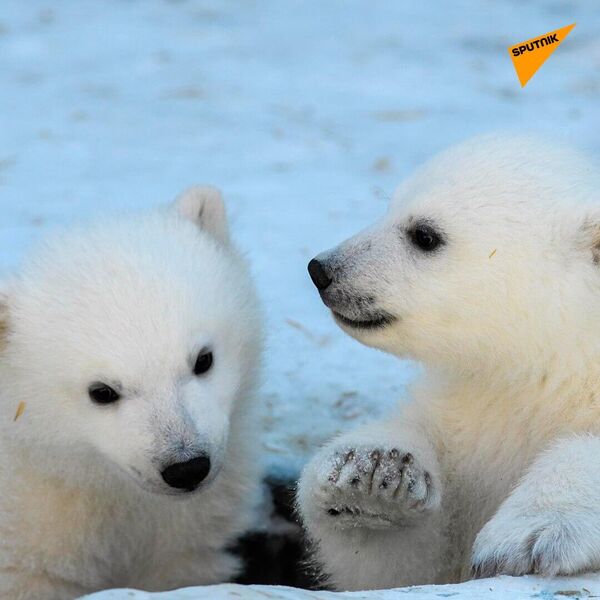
232;477;317;589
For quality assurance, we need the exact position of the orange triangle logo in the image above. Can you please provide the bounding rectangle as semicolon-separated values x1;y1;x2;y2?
509;23;575;87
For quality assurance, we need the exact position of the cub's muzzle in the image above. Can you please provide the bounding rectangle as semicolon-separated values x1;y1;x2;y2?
160;454;211;492
308;258;333;291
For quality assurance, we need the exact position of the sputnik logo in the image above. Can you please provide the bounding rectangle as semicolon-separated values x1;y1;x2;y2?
508;23;575;87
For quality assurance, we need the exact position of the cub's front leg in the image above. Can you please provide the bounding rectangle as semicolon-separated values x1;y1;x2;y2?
139;549;241;592
472;435;600;577
0;571;89;600
297;417;447;590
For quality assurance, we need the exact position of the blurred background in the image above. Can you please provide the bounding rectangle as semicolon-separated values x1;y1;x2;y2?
0;1;598;481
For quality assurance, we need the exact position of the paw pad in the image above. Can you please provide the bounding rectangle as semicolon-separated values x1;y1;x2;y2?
313;445;437;527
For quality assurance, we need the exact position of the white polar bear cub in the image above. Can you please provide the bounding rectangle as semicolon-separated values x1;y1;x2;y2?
0;187;263;599
298;134;600;590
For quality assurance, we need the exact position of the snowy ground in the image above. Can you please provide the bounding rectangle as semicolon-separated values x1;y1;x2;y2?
2;0;598;478
83;575;600;600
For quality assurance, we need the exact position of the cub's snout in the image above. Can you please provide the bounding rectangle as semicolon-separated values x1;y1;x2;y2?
161;454;211;492
308;258;333;291
307;252;395;332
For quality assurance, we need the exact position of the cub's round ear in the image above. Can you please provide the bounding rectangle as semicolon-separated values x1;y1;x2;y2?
580;211;600;265
173;185;229;244
0;285;10;351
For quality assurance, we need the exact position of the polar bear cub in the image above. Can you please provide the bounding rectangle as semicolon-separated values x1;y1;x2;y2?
0;188;262;599
298;134;600;590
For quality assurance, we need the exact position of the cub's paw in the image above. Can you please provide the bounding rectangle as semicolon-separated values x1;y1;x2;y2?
472;509;597;577
299;445;440;530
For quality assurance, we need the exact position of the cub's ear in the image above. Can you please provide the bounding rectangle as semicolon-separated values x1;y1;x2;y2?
580;212;600;265
0;286;10;352
173;185;229;244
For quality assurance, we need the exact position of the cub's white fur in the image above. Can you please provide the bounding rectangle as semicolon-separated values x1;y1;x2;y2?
0;187;263;599
298;134;600;590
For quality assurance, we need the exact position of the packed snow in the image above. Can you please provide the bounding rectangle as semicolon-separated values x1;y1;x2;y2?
83;575;600;599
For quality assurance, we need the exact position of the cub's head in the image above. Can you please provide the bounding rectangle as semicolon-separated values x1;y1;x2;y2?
0;187;261;495
309;134;600;371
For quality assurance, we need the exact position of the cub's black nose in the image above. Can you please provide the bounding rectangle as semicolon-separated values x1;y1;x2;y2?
161;455;211;491
308;258;332;291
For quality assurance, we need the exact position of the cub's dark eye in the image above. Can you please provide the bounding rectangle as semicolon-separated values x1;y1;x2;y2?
88;383;120;405
410;223;443;252
194;349;214;376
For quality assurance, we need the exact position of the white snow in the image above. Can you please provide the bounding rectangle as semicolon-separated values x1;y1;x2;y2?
82;575;600;599
1;2;599;598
